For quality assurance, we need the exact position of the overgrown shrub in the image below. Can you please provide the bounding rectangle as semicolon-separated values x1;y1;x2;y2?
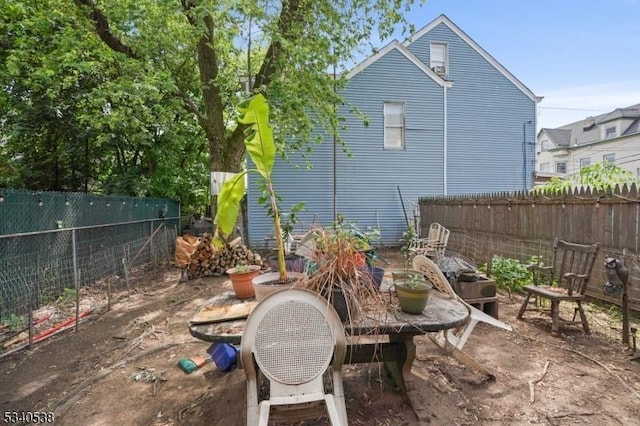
483;256;534;295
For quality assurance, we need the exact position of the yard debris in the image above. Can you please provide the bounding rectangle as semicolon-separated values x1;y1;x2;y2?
528;360;550;403
131;366;158;382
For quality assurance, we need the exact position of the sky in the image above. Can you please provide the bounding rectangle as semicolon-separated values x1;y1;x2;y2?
374;0;640;131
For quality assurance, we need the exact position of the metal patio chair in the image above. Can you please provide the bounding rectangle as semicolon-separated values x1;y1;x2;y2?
409;223;450;261
240;288;348;426
517;238;600;334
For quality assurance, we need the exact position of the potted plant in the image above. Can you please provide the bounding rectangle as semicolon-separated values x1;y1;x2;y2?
296;226;387;323
215;94;304;302
226;264;261;299
266;202;308;273
394;273;433;314
391;225;424;281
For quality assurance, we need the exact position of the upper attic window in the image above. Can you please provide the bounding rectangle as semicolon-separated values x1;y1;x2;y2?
430;43;448;77
605;125;617;139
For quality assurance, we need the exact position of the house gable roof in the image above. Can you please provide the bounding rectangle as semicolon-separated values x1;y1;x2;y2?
346;40;453;88
404;14;542;103
541;103;640;148
598;106;640;124
541;128;571;147
623;118;640;136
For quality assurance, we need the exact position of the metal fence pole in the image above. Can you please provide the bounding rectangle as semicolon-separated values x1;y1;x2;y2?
72;229;80;332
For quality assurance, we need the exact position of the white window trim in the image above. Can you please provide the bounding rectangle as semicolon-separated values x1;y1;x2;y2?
603;153;615;163
579;158;591;169
603;124;617;139
384;102;405;150
555;161;567;174
430;42;448;76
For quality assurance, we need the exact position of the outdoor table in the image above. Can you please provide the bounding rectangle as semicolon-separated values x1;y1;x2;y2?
188;289;470;392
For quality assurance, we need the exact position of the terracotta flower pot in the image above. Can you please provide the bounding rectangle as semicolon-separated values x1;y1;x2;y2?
226;265;261;299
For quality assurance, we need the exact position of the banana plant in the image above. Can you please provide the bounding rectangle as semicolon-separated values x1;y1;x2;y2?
214;94;288;282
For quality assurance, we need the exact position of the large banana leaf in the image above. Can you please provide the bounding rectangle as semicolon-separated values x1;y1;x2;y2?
237;94;275;179
214;172;246;239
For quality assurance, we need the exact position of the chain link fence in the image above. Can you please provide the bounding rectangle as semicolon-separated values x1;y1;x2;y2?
0;189;181;354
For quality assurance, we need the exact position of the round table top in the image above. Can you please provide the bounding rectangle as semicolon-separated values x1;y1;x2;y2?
188;290;469;345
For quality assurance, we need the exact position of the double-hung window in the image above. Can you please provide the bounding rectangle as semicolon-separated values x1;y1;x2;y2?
384;102;405;149
430;43;448;76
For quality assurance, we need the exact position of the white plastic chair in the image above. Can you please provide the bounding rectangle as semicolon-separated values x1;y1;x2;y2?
412;255;512;377
409;223;450;261
240;288;348;426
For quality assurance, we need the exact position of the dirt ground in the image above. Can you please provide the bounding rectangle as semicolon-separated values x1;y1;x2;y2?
1;249;639;426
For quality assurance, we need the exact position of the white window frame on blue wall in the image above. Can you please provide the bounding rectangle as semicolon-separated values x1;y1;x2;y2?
430;42;448;76
384;102;405;149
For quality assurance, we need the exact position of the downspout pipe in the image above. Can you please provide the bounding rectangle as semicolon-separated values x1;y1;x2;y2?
443;85;448;196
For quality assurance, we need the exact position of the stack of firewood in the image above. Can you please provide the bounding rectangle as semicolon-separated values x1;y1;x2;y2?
187;234;264;279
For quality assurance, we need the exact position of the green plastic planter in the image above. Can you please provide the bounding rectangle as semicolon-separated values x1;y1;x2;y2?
395;280;433;314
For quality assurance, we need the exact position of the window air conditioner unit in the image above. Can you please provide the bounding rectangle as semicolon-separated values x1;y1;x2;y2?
432;65;446;76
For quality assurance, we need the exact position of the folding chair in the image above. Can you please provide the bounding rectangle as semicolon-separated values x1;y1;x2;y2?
240;288;348;426
517;238;600;334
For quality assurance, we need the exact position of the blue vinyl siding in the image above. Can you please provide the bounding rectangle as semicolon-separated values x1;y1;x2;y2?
248;49;445;247
407;23;537;193
247;17;537;247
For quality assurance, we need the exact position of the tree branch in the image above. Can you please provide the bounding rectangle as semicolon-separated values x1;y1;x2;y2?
229;0;305;146
74;0;138;59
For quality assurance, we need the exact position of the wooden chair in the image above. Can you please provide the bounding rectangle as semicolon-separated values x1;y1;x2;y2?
517;238;600;334
409;223;450;261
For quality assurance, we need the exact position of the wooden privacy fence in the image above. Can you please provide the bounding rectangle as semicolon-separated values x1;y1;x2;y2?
418;183;640;312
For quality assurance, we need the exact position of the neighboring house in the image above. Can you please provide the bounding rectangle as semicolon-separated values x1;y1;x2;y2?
247;14;540;247
536;104;640;182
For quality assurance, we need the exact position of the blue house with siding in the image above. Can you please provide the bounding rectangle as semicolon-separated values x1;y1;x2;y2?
247;14;541;247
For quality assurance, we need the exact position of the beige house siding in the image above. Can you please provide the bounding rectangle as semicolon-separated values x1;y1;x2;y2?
535;105;640;180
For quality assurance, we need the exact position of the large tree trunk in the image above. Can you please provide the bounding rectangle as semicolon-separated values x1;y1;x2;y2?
77;0;305;226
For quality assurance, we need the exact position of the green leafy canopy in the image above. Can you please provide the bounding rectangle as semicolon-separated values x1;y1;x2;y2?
532;161;638;195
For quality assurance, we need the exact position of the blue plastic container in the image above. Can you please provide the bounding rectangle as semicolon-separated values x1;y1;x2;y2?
207;343;238;371
359;265;385;289
369;266;385;288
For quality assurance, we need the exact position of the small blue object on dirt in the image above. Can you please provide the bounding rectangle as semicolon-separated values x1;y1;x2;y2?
208;343;239;371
